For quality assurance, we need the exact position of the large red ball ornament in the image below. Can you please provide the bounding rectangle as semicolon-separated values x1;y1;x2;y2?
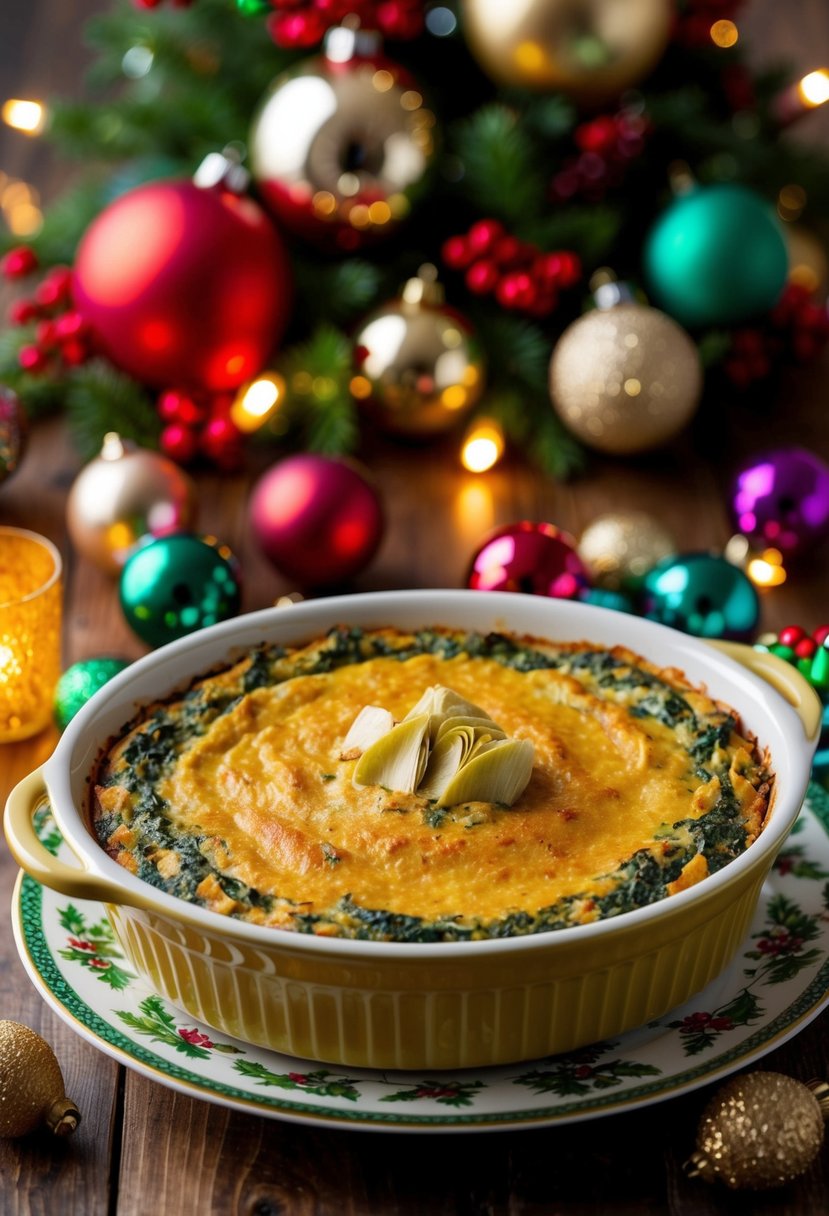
250;454;385;588
72;179;292;392
466;521;591;598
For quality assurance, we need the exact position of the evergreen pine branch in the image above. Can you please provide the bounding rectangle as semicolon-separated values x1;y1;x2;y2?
63;360;159;460
452;105;547;226
0;329;66;418
473;313;552;395
523;207;624;266
293;259;384;326
279;326;359;454
487;387;586;481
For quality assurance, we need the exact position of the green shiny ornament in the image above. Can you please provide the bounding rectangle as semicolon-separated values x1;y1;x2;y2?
54;657;130;731
641;553;759;641
120;533;241;649
579;588;635;614
643;183;788;328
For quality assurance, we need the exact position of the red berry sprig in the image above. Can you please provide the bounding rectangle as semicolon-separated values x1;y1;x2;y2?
724;284;829;389
158;389;245;471
264;0;424;49
4;257;93;375
551;109;650;204
441;219;581;318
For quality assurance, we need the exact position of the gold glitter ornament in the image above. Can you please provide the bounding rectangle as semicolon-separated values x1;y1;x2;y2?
0;1020;80;1138
686;1071;829;1191
351;264;485;438
549;287;702;455
460;0;673;106
578;511;675;590
66;432;198;576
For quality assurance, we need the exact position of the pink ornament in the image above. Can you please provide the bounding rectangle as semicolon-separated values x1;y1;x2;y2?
250;454;384;588
466;521;591;598
72;179;292;392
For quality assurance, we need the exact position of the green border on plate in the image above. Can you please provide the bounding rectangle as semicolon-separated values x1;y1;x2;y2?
14;782;829;1130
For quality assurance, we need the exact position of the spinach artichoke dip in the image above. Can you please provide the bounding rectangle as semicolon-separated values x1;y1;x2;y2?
90;627;772;942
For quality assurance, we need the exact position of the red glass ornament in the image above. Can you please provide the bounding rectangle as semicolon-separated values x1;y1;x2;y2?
778;624;806;648
794;637;817;659
250;453;384;588
72;179;292;393
466;522;591;599
814;624;829;647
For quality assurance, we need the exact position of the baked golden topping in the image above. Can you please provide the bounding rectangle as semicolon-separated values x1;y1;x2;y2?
89;626;772;941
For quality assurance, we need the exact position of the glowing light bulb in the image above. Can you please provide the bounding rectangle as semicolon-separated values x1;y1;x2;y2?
460;419;504;473
1;99;45;134
798;69;829;108
710;20;738;48
229;372;285;433
747;548;787;588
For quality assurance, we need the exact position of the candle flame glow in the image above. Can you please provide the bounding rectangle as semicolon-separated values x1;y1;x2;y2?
1;99;45;134
798;69;829;108
461;419;505;473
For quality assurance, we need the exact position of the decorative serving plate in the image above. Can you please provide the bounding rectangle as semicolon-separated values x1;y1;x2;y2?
12;785;829;1133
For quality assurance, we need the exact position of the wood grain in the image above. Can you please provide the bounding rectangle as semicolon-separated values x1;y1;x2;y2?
0;2;827;1213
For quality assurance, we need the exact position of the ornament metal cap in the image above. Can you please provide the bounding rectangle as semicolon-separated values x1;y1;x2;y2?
193;145;250;194
589;269;635;310
401;263;445;307
325;17;382;63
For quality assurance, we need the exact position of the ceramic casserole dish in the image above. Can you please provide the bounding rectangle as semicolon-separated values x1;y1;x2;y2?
4;590;821;1070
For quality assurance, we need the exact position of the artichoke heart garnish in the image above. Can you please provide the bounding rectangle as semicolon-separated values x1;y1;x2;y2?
348;684;534;807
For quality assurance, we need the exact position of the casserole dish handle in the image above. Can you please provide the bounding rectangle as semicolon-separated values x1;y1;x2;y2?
4;767;146;907
708;641;823;742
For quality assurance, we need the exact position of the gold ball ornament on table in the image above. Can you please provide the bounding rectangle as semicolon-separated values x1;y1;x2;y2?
0;1020;80;1138
351;264;485;438
686;1071;829;1191
549;283;702;455
460;0;673;106
66;432;198;575
577;511;676;590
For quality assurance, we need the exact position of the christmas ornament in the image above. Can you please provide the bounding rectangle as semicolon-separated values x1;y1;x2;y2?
249;23;437;251
351;264;485;438
643;183;788;328
579;587;635;613
120;533;242;648
730;447;829;558
442;219;581;318
72;154;292;391
754;624;829;693
250;454;384;588
0;387;28;483
577;511;676;591
641;553;760;640
466;521;590;598
54;657;131;730
686;1071;828;1190
460;0;672;105
66;432;198;575
549;285;702;455
0;1020;80;1138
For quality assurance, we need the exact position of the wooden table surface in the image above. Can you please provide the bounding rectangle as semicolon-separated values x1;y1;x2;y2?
1;2;828;1213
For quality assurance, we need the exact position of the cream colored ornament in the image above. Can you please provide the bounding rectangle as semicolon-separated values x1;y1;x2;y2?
352;265;485;438
578;511;675;590
686;1071;828;1191
66;432;198;575
549;291;702;455
0;1020;80;1138
460;0;673;106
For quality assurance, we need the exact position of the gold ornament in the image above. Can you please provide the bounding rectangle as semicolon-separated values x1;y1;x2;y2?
250;24;437;250
578;511;675;590
549;293;702;455
785;225;828;296
66;432;198;576
0;1020;80;1138
686;1071;828;1191
351;264;485;438
460;0;673;106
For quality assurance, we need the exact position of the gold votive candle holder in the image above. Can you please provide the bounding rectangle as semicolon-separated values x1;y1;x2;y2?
0;527;62;742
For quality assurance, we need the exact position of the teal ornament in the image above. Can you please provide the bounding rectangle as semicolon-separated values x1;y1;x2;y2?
643;184;788;328
120;533;241;648
579;588;635;614
641;553;759;640
54;657;130;730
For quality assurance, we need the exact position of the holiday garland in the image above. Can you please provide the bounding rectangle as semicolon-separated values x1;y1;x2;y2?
0;0;828;477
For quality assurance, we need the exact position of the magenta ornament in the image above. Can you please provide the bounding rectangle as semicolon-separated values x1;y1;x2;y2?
730;447;829;558
466;521;591;598
249;454;384;588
